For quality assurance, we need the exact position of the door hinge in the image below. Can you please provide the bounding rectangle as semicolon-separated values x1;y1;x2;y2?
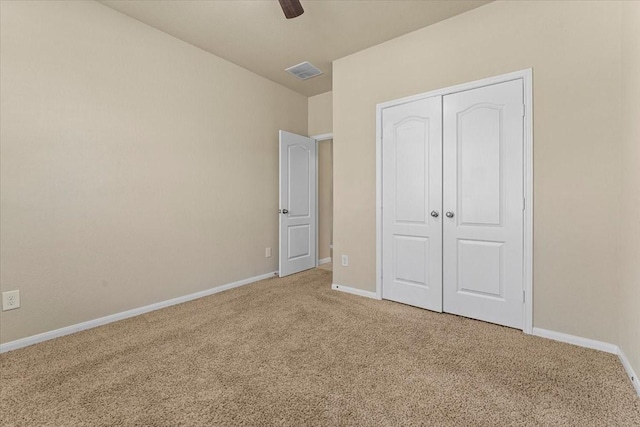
522;290;526;303
522;104;526;117
523;198;526;211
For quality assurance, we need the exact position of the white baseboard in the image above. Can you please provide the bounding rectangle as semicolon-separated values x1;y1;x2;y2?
318;257;331;265
0;271;278;354
533;327;639;397
532;327;618;354
3;276;638;398
618;347;640;397
331;283;379;300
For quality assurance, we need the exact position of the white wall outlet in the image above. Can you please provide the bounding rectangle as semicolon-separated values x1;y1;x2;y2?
2;290;20;311
341;255;349;267
265;247;272;258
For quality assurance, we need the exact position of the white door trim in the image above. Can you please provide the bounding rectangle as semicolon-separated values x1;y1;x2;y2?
311;132;333;141
376;69;533;334
313;133;333;266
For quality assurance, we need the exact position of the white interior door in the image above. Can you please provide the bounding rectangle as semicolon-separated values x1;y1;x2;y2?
442;80;524;329
279;130;317;277
382;97;443;311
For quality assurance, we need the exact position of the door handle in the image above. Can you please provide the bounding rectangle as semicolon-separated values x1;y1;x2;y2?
282;209;289;214
445;211;454;218
430;210;439;218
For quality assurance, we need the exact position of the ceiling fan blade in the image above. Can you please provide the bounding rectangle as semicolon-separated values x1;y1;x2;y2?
278;0;304;19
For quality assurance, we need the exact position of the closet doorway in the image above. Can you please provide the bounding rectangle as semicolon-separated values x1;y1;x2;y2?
376;70;533;332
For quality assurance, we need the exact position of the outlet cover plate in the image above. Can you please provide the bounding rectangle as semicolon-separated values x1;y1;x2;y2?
2;290;20;311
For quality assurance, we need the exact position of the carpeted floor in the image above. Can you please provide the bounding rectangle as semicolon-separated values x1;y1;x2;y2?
1;268;639;426
318;262;332;272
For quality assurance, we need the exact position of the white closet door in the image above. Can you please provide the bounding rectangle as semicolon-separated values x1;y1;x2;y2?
382;96;442;312
442;80;524;329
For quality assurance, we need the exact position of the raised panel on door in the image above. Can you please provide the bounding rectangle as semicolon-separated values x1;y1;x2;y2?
458;105;503;226
443;80;524;329
279;131;316;277
287;224;311;260
457;240;504;299
394;235;429;287
288;146;311;218
382;96;442;312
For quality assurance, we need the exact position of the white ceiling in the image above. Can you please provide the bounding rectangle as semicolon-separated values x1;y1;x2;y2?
100;0;490;97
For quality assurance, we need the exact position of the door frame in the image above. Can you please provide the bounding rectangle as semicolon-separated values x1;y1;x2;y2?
375;69;533;334
310;132;334;268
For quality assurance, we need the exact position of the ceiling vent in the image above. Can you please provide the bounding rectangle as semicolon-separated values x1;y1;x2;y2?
285;62;323;80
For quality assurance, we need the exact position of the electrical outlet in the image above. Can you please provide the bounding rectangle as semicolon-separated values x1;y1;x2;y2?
341;255;349;267
2;290;20;311
265;247;272;258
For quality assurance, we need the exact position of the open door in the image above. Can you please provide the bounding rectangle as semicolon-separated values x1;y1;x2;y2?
279;130;317;277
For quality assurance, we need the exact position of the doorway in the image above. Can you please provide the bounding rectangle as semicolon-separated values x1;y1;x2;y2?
278;131;333;277
317;137;333;272
278;130;317;277
376;70;533;332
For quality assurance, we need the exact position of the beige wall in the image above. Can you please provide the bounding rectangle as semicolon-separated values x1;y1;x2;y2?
308;91;333;136
0;1;307;343
318;140;333;261
333;1;624;343
619;1;640;379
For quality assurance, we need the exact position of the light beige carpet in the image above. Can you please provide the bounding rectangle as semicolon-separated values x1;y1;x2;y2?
1;268;639;426
318;262;332;272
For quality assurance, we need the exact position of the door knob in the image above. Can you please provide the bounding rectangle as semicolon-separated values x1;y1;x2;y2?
430;210;439;218
445;211;454;218
282;209;289;214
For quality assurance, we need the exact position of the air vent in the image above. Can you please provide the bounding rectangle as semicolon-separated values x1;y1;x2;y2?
285;62;323;80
